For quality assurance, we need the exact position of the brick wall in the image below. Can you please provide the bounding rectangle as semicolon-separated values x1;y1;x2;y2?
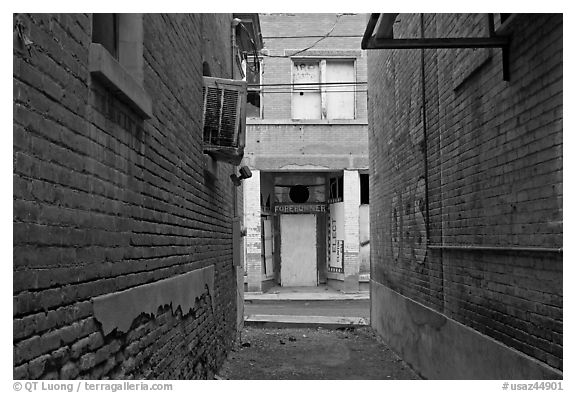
14;13;240;379
246;13;368;172
368;13;562;371
259;13;368;121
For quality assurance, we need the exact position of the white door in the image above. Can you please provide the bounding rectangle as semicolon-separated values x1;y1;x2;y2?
292;61;321;119
280;214;317;286
326;60;355;120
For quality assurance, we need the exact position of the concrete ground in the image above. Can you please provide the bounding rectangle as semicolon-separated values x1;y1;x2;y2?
245;299;369;318
244;286;370;328
245;284;369;300
217;326;421;380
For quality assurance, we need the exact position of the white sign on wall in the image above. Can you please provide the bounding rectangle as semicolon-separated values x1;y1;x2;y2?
329;202;345;272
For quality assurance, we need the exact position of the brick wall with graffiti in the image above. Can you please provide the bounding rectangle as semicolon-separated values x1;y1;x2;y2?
368;14;562;370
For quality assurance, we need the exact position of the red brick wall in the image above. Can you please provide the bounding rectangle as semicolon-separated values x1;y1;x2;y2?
368;13;562;370
14;13;239;379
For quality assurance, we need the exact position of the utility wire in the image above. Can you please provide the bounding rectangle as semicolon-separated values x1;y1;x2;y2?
255;90;368;94
248;82;367;87
261;14;344;58
263;35;363;39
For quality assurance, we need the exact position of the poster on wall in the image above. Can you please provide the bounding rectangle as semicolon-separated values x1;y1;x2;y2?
328;202;345;273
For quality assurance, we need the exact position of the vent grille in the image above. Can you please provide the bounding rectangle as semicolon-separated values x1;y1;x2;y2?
202;77;246;151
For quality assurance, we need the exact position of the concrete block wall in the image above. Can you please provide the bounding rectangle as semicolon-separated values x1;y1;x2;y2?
368;13;562;378
245;122;368;170
14;13;240;379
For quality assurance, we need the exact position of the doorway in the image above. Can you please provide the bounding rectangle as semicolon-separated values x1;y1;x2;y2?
280;214;317;286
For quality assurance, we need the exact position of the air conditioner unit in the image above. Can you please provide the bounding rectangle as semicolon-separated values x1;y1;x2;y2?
202;77;247;166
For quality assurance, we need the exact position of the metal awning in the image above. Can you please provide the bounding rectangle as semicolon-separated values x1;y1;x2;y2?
361;13;516;80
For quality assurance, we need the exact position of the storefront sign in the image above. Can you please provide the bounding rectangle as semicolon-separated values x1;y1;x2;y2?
274;204;326;214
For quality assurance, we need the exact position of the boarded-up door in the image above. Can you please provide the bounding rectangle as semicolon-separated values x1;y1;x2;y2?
280;214;317;286
326;60;355;120
292;61;321;119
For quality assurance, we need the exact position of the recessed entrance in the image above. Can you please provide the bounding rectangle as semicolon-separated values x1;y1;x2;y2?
280;214;317;286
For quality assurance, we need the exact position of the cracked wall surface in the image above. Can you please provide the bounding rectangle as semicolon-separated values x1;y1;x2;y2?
93;266;215;335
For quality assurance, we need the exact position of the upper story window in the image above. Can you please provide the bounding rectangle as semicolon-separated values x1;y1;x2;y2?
292;58;355;120
89;13;152;119
92;14;119;59
245;56;262;118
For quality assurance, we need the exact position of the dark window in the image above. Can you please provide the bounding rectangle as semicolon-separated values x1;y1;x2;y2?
329;177;337;200
360;174;369;204
289;185;310;203
246;57;261;118
92;13;118;59
329;175;344;202
202;61;212;77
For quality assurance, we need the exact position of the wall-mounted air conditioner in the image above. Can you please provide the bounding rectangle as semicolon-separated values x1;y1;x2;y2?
202;77;247;166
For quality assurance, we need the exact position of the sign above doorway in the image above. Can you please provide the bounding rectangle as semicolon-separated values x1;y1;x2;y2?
274;203;326;214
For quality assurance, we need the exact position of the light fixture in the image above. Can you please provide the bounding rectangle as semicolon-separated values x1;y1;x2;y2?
230;166;252;187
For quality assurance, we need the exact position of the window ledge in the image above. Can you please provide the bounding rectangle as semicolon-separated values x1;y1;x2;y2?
89;43;153;119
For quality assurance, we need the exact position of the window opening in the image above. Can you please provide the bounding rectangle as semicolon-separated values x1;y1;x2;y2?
289;185;310;203
92;13;118;59
246;56;262;118
328;175;344;202
292;59;355;120
360;173;369;204
292;60;321;119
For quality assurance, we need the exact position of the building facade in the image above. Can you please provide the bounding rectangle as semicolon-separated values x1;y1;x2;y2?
242;13;369;293
13;13;261;379
364;14;562;379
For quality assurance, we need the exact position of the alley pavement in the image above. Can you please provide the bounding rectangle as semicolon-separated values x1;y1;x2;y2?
216;285;420;379
218;326;421;380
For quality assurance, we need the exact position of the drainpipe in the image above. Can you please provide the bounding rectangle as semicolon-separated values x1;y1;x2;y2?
419;14;430;239
231;17;241;78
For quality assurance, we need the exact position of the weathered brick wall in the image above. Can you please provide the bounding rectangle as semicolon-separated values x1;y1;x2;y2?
14;13;239;379
246;13;368;171
368;13;562;370
259;13;368;121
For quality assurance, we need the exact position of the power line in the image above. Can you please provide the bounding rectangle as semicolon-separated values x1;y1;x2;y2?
261;14;343;58
248;82;367;87
262;35;363;39
256;90;369;94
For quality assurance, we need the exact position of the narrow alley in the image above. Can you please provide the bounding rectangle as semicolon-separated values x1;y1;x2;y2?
12;12;563;385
